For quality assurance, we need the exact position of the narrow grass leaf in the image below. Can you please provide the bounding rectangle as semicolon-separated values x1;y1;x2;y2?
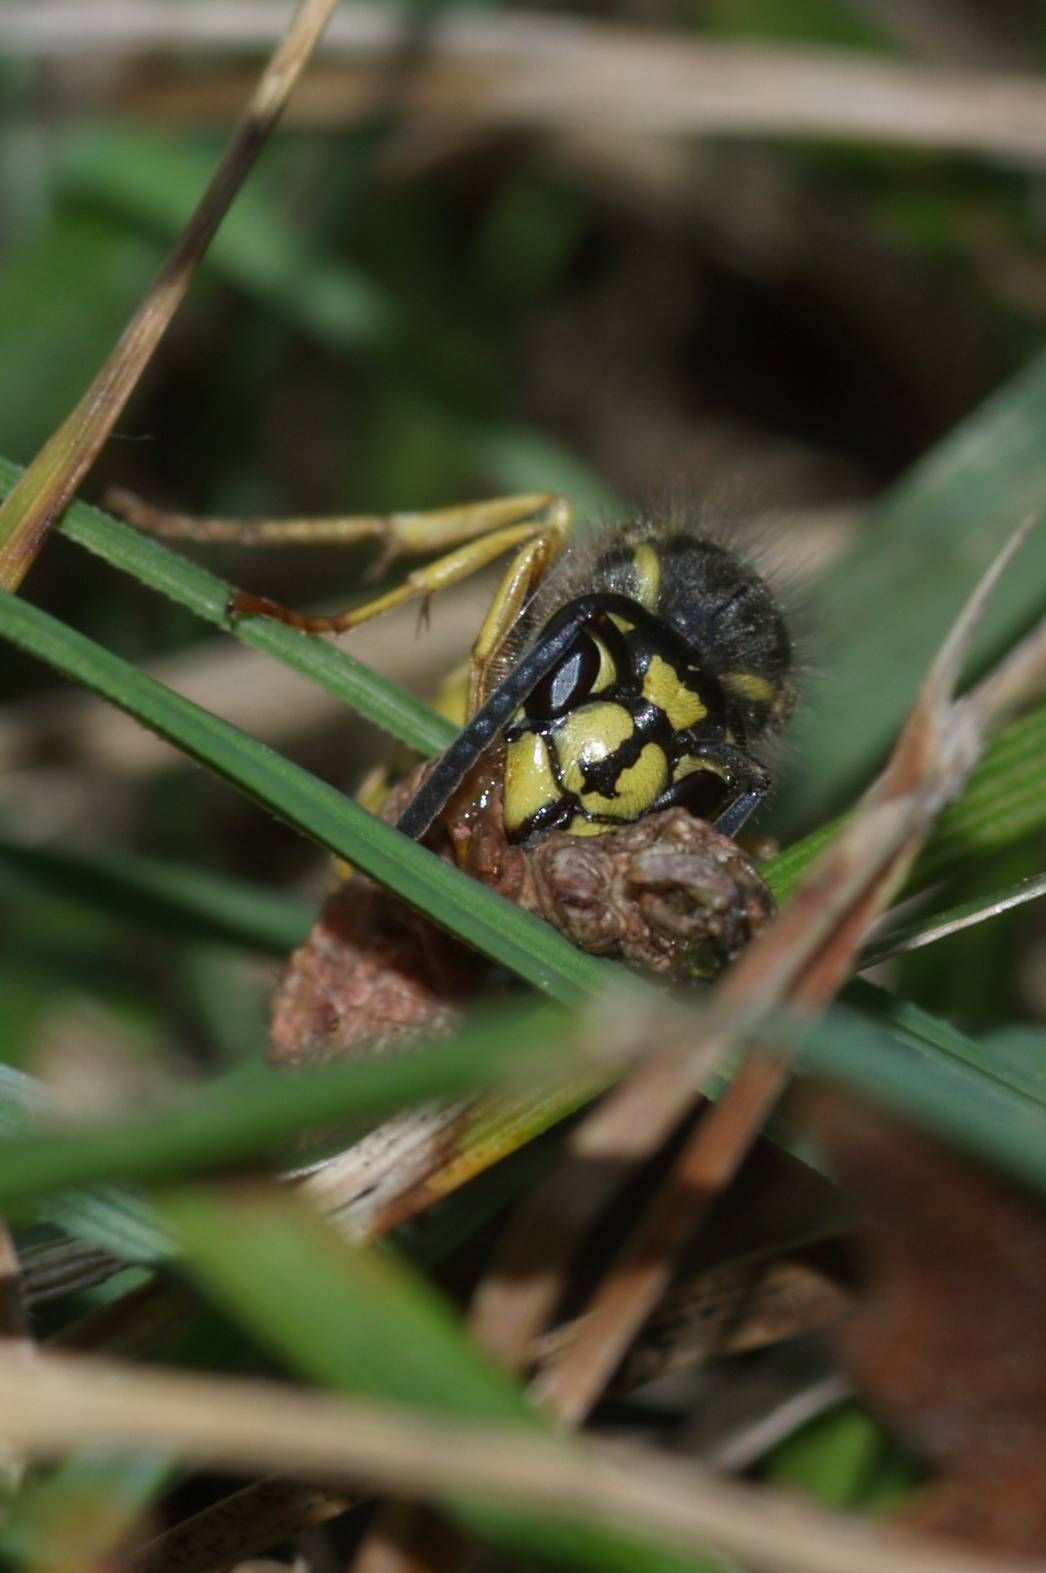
766;701;1046;902
859;873;1046;968
2;458;455;757
798;1002;1046;1196
0;588;607;1004
0;834;312;955
0;1065;167;1261
5;966;1046;1226
0;1004;566;1211
785;349;1046;826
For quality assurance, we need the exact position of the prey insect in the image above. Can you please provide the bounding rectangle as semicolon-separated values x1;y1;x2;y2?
110;488;796;850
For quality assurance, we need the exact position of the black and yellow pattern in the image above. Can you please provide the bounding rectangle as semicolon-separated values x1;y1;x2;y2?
398;522;795;846
115;484;794;847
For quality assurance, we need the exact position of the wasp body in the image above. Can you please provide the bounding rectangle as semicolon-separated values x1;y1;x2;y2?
113;486;796;853
397;521;796;847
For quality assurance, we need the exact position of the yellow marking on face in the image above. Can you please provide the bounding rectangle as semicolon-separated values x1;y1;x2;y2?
589;635;616;694
554;703;635;796
608;613;635;635
566;814;611;836
631;544;662;611
723;671;776;705
580;742;668;820
504;732;560;835
642;654;707;730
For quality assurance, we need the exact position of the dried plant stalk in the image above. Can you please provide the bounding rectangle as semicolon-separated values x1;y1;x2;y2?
0;0;341;590
0;1348;1027;1573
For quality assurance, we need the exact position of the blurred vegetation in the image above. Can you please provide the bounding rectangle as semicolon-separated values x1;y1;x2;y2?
1;0;1046;1567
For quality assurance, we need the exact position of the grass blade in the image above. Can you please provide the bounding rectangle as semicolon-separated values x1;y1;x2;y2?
786;350;1046;827
0;833;312;955
766;700;1046;902
0;588;608;1005
2;458;456;756
0;1003;566;1211
0;1065;166;1261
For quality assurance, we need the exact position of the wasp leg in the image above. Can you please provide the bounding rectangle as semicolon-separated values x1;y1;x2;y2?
247;501;570;639
107;485;572;637
465;497;574;716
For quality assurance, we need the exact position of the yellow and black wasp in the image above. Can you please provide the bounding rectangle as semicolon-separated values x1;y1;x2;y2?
111;489;796;851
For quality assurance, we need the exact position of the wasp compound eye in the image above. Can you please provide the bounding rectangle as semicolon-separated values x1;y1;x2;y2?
524;631;602;720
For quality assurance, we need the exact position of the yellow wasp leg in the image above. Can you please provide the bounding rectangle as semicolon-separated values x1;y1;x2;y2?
464;496;574;715
220;495;572;638
106;486;559;552
107;486;572;627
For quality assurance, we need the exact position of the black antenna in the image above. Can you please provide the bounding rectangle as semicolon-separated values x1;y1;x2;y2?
396;594;642;842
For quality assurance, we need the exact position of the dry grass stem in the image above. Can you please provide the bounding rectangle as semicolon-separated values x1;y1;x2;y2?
0;1350;1026;1573
0;0;341;590
11;3;1046;162
968;607;1046;725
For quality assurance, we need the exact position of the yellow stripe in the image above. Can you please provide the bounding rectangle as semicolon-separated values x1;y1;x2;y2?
723;671;776;705
631;544;662;610
642;654;707;730
504;733;560;834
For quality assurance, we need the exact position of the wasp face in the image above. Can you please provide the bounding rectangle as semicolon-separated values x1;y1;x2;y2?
396;524;795;849
501;531;795;844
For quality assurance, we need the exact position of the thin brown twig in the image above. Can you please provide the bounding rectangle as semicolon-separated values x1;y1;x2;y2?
0;0;342;590
0;1350;1026;1573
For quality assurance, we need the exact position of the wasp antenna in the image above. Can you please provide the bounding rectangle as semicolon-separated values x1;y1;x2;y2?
396;596;614;842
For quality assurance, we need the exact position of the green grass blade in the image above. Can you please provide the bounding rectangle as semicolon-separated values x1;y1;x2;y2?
0;834;312;956
6;961;1046;1219
785;350;1046;826
0;1004;567;1212
0;1065;167;1261
799;1001;1046;1196
907;701;1046;888
0;589;608;1005
858;873;1046;969
0;456;455;758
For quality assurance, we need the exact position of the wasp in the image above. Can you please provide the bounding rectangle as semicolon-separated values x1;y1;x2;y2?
110;489;796;852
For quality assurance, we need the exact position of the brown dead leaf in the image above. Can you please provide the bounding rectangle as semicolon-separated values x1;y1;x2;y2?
814;1092;1046;1556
